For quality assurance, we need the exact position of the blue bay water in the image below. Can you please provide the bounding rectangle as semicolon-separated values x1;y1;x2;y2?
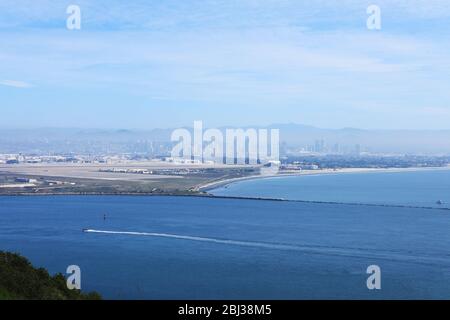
211;169;450;208
1;192;450;299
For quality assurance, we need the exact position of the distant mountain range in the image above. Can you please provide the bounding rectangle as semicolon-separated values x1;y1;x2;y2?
1;124;450;155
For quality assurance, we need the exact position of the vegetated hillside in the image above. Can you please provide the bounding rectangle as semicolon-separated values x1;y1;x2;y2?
0;251;101;300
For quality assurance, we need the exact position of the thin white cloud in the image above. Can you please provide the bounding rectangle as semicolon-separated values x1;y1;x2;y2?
0;80;33;88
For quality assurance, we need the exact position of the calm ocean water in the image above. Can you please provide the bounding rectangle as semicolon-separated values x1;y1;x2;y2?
211;169;450;208
1;170;450;299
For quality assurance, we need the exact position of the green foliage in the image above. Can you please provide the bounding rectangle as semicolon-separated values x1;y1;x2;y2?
0;251;101;300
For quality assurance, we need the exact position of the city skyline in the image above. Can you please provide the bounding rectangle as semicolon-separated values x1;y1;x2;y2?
2;123;450;155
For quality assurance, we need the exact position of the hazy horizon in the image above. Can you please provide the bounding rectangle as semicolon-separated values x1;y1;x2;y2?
3;122;450;132
2;123;450;155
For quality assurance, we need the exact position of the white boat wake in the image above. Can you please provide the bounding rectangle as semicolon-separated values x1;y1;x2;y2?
82;229;450;266
83;229;302;251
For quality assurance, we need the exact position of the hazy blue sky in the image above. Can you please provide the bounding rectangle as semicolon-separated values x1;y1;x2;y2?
1;0;449;129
